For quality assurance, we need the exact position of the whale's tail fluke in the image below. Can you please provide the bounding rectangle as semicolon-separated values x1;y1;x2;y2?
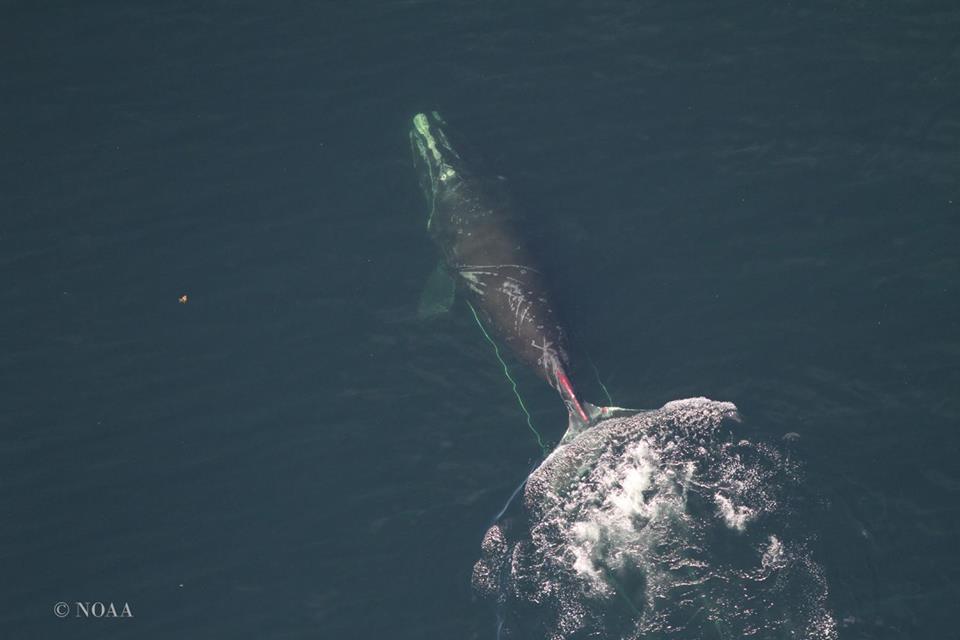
562;401;641;444
555;370;640;444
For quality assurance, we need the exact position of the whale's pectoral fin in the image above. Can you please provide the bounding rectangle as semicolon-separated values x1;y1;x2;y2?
418;262;456;319
561;402;647;444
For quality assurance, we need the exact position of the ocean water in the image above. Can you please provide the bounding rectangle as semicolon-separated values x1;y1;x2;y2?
1;1;958;638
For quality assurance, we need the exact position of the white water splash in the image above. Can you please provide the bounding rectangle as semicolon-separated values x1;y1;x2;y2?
473;398;836;639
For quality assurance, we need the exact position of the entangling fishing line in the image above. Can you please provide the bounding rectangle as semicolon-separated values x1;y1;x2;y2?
467;301;548;453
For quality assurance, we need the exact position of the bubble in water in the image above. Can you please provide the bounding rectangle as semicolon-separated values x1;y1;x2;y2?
473;397;836;639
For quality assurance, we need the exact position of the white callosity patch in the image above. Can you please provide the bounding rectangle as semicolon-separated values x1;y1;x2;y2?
411;113;461;230
412;113;457;182
473;398;837;639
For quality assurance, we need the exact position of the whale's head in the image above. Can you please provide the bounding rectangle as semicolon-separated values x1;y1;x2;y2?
409;112;466;228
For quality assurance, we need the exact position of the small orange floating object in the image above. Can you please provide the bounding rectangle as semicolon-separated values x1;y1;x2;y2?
179;294;188;304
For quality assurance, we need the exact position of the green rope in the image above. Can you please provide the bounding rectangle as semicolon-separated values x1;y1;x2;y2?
591;359;614;405
466;301;547;454
600;564;643;617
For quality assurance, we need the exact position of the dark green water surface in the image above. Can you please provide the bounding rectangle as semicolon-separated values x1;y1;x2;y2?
1;1;958;638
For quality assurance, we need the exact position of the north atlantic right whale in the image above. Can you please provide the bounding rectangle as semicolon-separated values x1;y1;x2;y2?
409;112;630;440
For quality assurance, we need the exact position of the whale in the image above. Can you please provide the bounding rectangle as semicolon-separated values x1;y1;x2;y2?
409;112;628;439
